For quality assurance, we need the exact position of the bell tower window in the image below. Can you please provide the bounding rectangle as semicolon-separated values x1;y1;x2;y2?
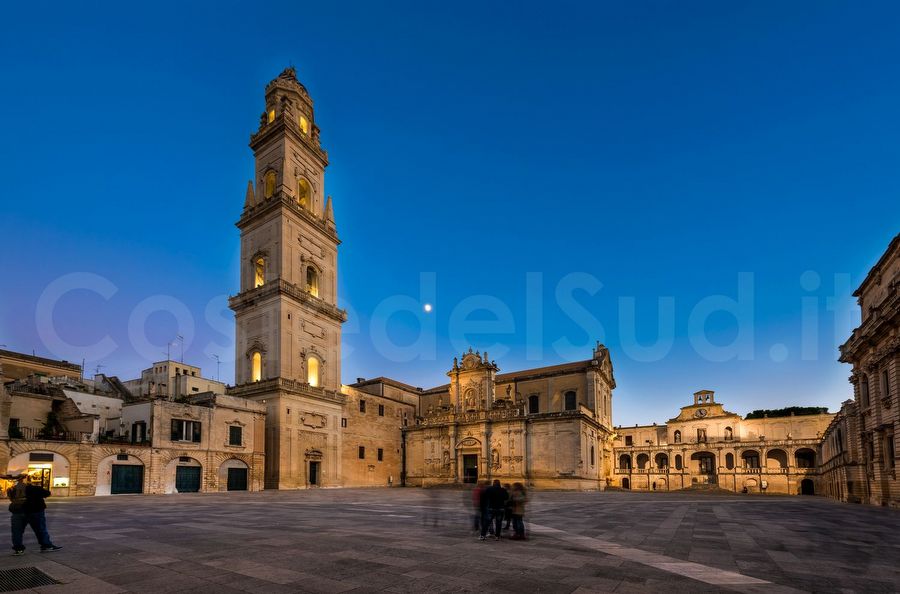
306;266;319;297
264;171;276;198
251;352;262;382
307;356;320;387
299;115;309;135
297;178;311;210
254;257;266;288
267;109;275;123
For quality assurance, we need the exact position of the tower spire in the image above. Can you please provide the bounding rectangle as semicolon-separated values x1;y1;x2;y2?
324;195;335;228
244;180;256;209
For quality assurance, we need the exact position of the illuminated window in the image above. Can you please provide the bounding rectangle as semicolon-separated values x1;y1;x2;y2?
254;257;266;288
251;352;262;382
264;171;276;198
267;109;275;123
297;178;311;210
306;266;319;297
307;356;319;387
299;115;309;135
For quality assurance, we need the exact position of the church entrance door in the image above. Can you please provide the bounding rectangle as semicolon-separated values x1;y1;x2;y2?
463;455;478;483
309;461;320;486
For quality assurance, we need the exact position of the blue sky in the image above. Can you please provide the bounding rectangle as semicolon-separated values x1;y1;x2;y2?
1;2;897;425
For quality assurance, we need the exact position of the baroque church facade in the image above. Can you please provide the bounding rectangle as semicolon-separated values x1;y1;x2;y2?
225;68;618;490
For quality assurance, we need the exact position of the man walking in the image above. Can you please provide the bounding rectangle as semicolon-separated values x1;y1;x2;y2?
6;472;62;555
479;480;508;541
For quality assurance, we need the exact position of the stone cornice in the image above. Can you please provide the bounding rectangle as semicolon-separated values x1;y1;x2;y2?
227;377;346;405
249;115;328;168
237;192;340;245
229;279;347;324
840;285;900;363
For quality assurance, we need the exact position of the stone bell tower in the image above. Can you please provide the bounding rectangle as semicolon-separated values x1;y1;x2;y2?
229;68;347;489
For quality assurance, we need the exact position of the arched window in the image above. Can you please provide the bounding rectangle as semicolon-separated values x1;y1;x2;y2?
254;257;266;288
725;453;735;469
307;356;320;387
674;454;683;470
264;171;276;198
724;427;733;441
297;178;311;210
306;266;319;298
267;109;275;123
861;375;870;408
673;430;681;443
528;394;539;415
619;454;631;470
299;115;309;135
564;390;577;411
251;352;262;382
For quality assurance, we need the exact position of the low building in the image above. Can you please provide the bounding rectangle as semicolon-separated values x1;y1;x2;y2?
612;391;833;495
122;360;227;400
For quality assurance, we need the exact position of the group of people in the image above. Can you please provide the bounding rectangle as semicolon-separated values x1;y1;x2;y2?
472;480;527;541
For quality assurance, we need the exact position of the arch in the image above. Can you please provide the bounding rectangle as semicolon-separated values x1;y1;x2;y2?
97;453;145;496
741;449;760;469
636;453;650;470
564;390;577;411
656;477;667;490
654;453;668;469
164;456;203;494
766;448;788;469
673;430;681;443
299;114;310;135
622;477;630;490
690;451;716;474
219;458;250;491
264;170;276;198
297;177;311;210
618;454;632;470
307;355;320;388
795;448;816;468
251;351;262;383
724;426;733;441
725;452;735;470
800;478;815;495
7;450;71;495
743;478;758;492
306;265;319;298
674;454;683;470
253;256;266;288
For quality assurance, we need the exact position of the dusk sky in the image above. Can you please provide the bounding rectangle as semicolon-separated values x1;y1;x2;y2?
1;2;898;426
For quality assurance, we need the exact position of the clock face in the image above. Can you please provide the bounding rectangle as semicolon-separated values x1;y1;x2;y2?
695;408;708;418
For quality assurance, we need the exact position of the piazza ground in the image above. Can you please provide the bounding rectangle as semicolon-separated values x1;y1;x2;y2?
0;489;897;593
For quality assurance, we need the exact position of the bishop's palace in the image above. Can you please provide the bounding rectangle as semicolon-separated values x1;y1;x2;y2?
0;69;897;507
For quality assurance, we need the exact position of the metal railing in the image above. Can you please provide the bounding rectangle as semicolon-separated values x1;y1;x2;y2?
11;427;93;443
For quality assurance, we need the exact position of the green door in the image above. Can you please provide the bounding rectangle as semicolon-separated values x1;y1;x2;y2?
175;466;201;492
227;467;248;491
111;465;144;494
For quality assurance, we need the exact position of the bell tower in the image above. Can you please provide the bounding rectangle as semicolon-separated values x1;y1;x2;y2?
229;68;347;489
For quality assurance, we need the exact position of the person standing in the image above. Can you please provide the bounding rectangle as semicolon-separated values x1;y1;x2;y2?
480;480;508;541
502;483;513;531
6;473;62;555
510;482;528;540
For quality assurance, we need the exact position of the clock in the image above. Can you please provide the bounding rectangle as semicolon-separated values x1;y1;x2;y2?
694;408;708;418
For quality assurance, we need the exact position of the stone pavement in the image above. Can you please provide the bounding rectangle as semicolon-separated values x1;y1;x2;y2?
0;489;897;593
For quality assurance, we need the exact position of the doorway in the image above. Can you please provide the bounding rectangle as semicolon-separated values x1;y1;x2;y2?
462;454;478;483
800;478;815;495
622;478;630;490
175;466;201;492
111;465;143;494
309;461;320;486
227;467;248;491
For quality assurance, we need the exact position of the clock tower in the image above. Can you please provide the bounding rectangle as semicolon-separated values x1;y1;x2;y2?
229;67;347;489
